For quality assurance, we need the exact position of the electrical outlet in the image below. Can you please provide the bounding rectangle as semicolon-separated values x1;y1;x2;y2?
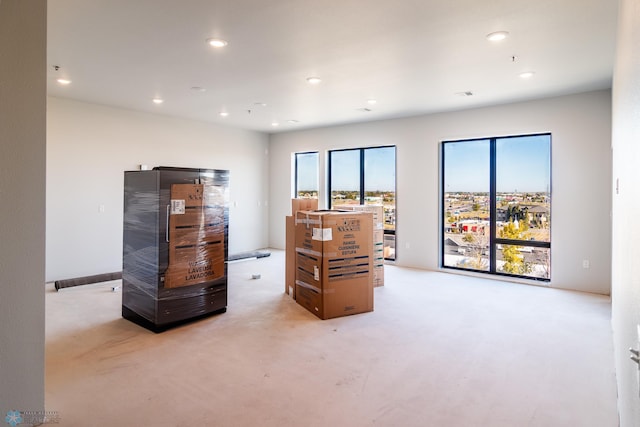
582;260;590;269
98;204;105;213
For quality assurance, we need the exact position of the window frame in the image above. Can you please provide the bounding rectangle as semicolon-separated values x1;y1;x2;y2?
293;151;319;199
328;145;397;260
441;133;552;282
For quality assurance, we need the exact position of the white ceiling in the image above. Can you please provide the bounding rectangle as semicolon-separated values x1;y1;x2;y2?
47;0;618;134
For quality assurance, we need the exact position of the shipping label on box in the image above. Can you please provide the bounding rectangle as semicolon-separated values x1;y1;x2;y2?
170;199;186;214
312;227;332;241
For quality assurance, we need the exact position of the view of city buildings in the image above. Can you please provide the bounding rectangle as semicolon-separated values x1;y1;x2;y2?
443;191;551;279
442;134;551;280
295;137;550;277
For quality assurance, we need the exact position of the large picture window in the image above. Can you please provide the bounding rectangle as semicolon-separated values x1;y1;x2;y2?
442;134;551;281
329;146;397;260
294;152;319;199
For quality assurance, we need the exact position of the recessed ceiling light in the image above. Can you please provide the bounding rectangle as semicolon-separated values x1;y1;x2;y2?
219;111;229;117
486;31;509;42
519;71;535;79
271;122;279;127
306;77;321;85
207;38;228;48
56;78;72;85
254;102;267;107
287;119;299;124
152;98;164;104
367;99;377;105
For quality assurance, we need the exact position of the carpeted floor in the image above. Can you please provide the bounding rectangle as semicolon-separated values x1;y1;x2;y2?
45;249;618;426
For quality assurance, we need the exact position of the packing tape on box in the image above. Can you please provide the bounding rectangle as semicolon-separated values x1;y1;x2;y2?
295;213;321;228
295;280;321;294
295;247;323;258
296;248;338;258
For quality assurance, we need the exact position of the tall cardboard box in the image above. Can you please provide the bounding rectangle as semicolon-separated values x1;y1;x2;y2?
334;204;385;287
285;198;319;299
295;210;374;319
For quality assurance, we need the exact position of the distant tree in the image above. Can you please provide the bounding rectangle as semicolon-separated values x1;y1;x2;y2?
532;249;550;279
506;205;529;223
472;202;480;211
499;220;532;275
457;232;488;270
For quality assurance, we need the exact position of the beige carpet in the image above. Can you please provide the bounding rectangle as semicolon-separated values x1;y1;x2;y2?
45;250;618;426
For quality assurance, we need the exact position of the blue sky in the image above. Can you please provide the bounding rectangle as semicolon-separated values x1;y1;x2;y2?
297;137;548;194
444;135;550;193
296;152;319;191
297;147;396;192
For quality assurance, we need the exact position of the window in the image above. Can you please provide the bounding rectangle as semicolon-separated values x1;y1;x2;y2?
442;134;551;281
294;152;319;199
329;146;396;260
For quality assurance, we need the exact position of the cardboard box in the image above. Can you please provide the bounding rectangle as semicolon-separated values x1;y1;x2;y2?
295;210;374;319
335;204;385;287
334;204;384;231
292;198;318;215
285;215;296;298
165;183;225;288
286;198;318;298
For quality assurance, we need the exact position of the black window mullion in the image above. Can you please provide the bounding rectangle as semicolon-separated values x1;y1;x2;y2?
359;149;365;205
441;144;446;268
495;238;550;248
327;152;333;209
294;154;299;198
489;138;497;274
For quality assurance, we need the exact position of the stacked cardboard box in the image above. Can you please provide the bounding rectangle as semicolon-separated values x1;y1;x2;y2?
295;210;374;319
285;199;319;298
334;204;385;287
291;198;319;214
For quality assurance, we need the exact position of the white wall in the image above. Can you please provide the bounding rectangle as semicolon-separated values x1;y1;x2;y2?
0;0;46;416
47;97;270;282
269;90;612;295
611;0;640;424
